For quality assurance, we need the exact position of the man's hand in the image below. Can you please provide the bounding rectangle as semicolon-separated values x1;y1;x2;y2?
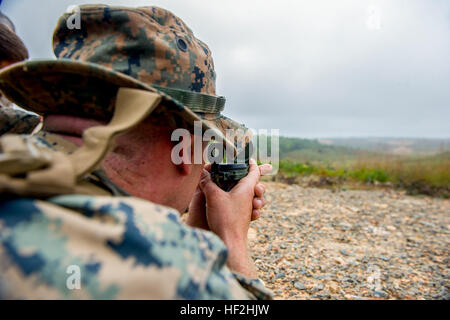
186;159;272;278
187;161;271;230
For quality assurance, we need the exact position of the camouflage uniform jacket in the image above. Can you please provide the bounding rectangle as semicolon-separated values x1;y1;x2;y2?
0;95;41;136
0;134;273;300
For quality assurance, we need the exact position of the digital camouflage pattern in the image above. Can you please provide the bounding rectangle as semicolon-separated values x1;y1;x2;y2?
0;95;40;136
0;4;249;149
0;195;271;299
54;5;217;96
0;134;273;299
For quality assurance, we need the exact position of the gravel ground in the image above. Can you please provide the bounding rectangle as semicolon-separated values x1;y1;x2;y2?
248;182;450;300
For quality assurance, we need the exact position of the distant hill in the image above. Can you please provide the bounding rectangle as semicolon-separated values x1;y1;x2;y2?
260;136;372;165
259;136;450;167
268;136;449;196
318;137;450;155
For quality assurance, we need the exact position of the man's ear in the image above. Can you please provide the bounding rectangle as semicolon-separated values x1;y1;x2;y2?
177;154;193;176
175;135;194;176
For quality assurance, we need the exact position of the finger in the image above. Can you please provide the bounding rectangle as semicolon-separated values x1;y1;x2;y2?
186;186;210;230
259;164;273;176
204;163;211;172
253;197;265;209
199;168;222;195
251;209;260;221
237;158;260;189
254;183;265;197
189;186;206;213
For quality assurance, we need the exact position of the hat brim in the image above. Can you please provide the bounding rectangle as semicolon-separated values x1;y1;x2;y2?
0;59;246;151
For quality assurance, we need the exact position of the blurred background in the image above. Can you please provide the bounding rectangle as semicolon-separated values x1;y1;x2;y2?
2;0;449;195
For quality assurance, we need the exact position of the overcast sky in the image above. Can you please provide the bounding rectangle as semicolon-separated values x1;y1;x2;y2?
2;0;449;138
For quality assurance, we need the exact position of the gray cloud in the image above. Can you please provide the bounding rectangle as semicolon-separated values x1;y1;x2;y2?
2;0;449;138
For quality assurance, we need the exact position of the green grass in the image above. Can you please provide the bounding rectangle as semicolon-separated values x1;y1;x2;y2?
275;154;449;197
257;135;449;197
278;160;390;183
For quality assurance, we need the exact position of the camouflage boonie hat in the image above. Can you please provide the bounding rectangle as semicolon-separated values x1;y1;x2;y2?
0;5;249;149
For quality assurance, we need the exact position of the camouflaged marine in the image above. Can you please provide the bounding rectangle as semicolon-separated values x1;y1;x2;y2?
0;5;272;299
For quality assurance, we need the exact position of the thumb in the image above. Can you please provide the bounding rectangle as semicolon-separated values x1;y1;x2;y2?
189;186;206;215
199;169;222;195
236;158;260;190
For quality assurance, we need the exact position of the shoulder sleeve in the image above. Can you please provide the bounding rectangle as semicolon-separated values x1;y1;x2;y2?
0;195;273;299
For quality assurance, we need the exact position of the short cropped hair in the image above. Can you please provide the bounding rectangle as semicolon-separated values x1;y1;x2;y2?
0;21;29;62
